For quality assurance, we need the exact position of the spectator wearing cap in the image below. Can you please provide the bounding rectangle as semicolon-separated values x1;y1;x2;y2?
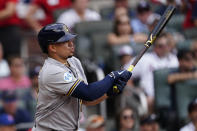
0;90;32;131
117;45;135;87
168;49;196;109
166;49;196;127
23;65;41;119
130;1;152;33
180;98;197;131
0;113;16;131
29;65;41;94
168;49;196;85
140;114;159;131
154;0;181;16
131;1;151;33
85;115;105;131
118;45;133;67
116;45;148;117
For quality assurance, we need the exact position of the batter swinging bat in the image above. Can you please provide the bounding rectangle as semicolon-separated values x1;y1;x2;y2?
113;5;176;93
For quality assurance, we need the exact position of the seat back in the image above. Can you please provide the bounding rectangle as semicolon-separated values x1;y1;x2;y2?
175;80;197;120
73;21;113;60
176;40;193;51
100;7;114;20
166;14;185;32
184;28;197;39
91;33;111;65
154;68;176;109
53;8;68;21
74;20;113;36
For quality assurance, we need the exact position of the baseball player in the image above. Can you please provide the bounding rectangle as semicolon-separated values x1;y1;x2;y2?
32;23;132;131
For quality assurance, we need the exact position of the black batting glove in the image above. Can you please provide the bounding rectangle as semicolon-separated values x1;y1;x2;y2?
108;70;132;82
107;79;127;96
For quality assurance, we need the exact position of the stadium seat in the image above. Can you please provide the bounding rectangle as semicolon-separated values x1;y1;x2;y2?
175;80;197;120
110;44;130;70
154;68;180;130
74;20;113;36
73;21;113;60
100;7;135;20
184;28;197;39
100;7;114;20
154;68;175;110
53;8;68;21
166;14;185;32
176;40;193;51
90;32;123;71
91;33;110;64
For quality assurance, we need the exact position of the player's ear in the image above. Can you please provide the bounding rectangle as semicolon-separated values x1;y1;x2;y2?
48;44;57;53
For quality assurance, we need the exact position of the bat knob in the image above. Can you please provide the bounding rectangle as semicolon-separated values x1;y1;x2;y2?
113;85;119;93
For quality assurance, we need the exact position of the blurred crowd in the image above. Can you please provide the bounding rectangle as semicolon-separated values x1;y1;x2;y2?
0;0;197;130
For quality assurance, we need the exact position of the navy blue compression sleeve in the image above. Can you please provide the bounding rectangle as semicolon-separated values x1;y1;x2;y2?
71;75;114;101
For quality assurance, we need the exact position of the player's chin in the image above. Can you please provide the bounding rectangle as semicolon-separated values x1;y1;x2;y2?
67;53;74;58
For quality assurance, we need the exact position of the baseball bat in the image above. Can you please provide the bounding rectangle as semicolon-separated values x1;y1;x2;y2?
113;5;176;93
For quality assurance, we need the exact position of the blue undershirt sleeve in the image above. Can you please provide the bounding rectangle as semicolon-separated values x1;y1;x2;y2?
71;75;114;101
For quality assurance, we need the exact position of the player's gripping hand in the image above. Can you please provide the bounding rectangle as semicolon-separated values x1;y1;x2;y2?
108;70;132;82
107;70;132;96
107;79;127;96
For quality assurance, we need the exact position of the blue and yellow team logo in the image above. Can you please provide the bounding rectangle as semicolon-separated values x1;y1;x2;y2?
64;72;73;82
63;25;69;33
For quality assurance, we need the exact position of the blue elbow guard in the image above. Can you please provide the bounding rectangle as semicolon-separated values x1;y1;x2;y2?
71;75;114;101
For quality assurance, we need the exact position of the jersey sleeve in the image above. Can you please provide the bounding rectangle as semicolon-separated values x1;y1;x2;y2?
46;71;81;96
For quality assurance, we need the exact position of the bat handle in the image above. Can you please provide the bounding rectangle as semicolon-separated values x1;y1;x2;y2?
127;65;134;72
112;65;134;93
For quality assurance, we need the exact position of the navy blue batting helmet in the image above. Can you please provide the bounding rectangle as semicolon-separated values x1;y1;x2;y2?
37;23;77;54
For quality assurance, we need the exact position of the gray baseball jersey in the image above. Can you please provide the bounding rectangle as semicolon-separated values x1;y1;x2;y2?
33;57;87;131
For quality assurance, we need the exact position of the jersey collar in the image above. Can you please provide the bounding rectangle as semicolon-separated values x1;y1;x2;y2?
47;57;67;68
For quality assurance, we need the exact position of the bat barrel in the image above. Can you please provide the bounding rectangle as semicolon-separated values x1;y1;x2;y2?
151;5;176;41
114;5;176;93
130;5;176;70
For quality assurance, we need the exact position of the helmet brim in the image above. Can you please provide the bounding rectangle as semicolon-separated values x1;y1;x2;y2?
57;33;77;43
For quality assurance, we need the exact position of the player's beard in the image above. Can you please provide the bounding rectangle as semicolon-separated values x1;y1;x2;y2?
67;51;74;58
67;53;74;58
67;55;73;58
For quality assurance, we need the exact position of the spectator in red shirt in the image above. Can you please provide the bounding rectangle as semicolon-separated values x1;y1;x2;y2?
182;0;197;29
25;0;71;33
0;0;22;58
